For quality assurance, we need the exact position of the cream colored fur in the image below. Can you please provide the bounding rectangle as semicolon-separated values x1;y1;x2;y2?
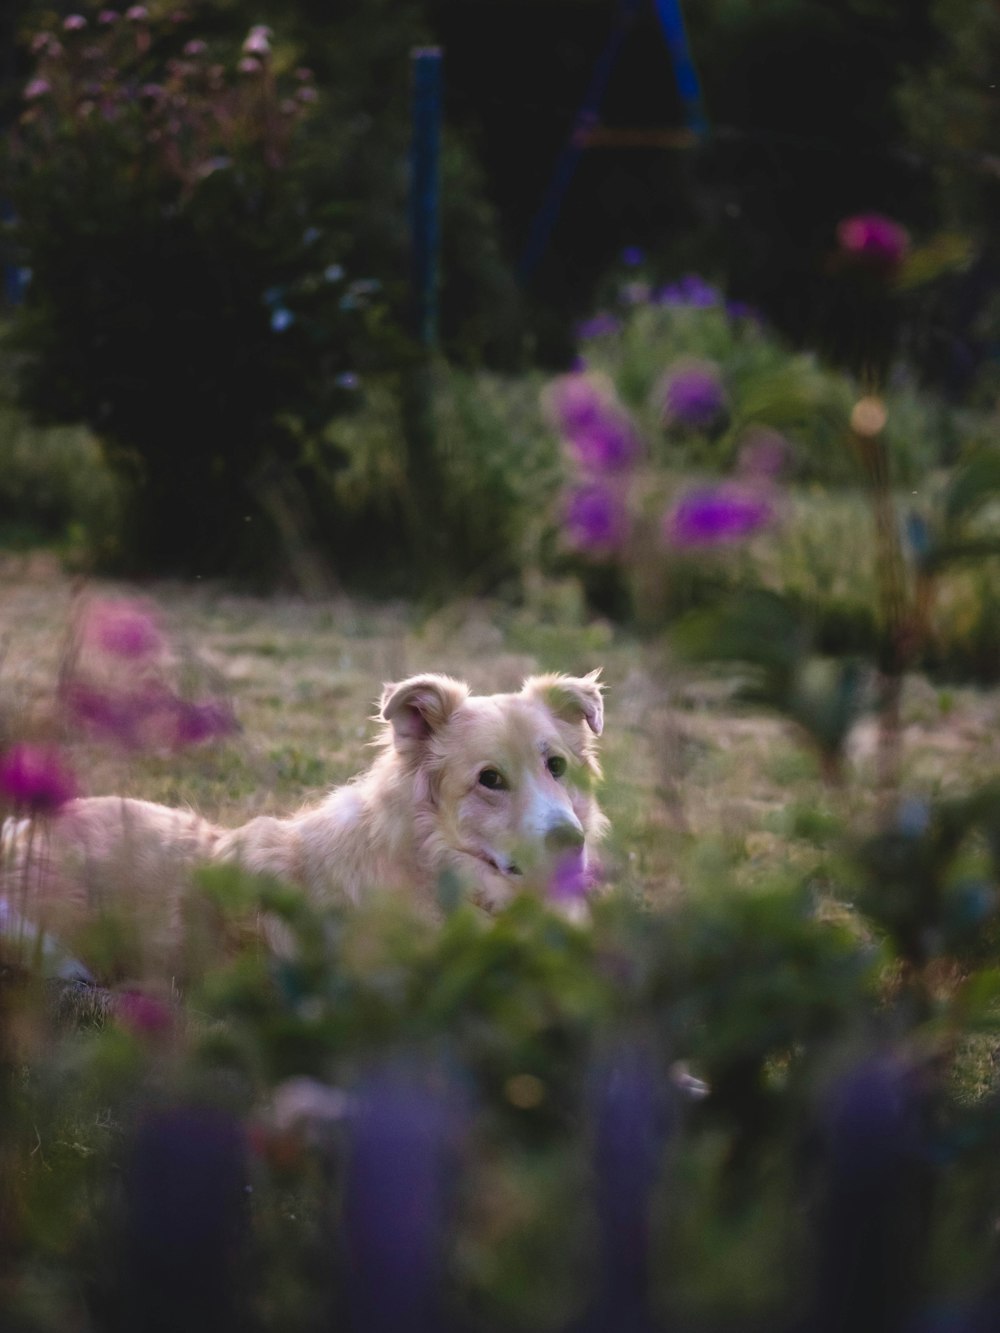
2;672;607;974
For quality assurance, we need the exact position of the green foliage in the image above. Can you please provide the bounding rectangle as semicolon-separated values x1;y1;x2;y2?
6;5;392;575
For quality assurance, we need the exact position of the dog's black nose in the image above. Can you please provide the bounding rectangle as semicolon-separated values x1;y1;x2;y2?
545;819;585;852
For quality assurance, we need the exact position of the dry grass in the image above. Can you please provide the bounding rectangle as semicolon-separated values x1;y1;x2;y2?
3;551;1000;908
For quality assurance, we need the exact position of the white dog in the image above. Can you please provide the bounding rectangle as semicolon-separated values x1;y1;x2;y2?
2;672;608;976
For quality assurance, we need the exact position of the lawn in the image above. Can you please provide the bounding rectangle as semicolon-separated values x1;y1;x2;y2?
5;548;1000;914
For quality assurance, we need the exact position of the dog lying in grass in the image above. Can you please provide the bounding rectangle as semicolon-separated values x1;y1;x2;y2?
2;672;608;976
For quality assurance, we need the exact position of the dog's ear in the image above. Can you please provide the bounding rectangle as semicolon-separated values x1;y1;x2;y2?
380;674;469;747
522;670;604;736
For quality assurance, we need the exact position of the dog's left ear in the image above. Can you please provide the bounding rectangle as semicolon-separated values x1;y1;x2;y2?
380;674;469;748
522;670;604;736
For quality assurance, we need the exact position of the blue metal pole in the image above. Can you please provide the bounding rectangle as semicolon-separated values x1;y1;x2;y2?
409;47;443;348
651;0;708;136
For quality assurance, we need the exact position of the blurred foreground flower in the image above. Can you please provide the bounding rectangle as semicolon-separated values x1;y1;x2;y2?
654;273;721;308
65;681;238;751
122;1104;248;1333
82;597;163;660
343;1064;462;1333
657;360;727;431
664;485;773;548
837;213;910;273
0;742;77;815
582;1041;672;1332
813;1054;930;1333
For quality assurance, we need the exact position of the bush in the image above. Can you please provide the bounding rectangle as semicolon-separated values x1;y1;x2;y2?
6;6;384;576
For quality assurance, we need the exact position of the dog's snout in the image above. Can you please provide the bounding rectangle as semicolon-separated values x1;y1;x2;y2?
545;817;585;853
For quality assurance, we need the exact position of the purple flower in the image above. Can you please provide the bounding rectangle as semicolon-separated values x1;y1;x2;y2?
654;273;721;308
173;698;239;747
544;373;640;472
664;485;773;548
0;743;78;816
237;55;261;74
343;1065;461;1333
575;312;622;341
63;14;87;30
23;78;52;100
836;213;910;271
124;1105;248;1329
548;848;598;904
65;682;236;752
658;360;727;431
83;598;163;660
97;10;120;23
564;483;629;553
182;38;207;56
621;245;646;267
116;988;175;1040
124;5;149;19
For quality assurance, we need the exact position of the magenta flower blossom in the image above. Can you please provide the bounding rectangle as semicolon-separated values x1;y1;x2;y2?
548;848;598;904
23;78;52;100
836;213;910;271
544;373;640;472
63;14;87;30
116;988;175;1040
83;598;163;660
664;485;773;548
0;743;78;816
97;10;121;23
65;681;237;752
183;38;207;57
237;56;261;75
658;360;728;431
124;5;149;20
565;483;629;553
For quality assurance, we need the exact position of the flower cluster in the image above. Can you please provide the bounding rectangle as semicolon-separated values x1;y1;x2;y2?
836;212;910;275
61;598;237;753
0;742;78;816
16;11;318;195
547;314;780;559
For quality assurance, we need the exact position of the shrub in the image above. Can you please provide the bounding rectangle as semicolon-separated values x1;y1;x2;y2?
7;6;382;576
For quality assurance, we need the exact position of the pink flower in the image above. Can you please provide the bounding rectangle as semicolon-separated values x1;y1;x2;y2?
63;14;87;30
296;85;318;104
242;24;271;56
82;598;163;659
0;743;78;816
237;56;261;75
23;78;52;100
664;484;773;548
116;988;174;1039
836;213;910;272
97;10;121;23
544;372;640;473
124;5;149;20
182;38;207;57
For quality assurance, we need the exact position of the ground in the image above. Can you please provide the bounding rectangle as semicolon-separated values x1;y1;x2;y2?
3;550;1000;910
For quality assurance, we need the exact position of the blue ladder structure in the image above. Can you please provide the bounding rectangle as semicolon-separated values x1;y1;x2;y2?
518;0;708;281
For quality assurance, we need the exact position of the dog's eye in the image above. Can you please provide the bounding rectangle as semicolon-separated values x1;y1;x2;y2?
478;768;507;791
546;755;567;779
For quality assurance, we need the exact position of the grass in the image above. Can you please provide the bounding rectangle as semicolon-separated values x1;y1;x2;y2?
4;550;1000;912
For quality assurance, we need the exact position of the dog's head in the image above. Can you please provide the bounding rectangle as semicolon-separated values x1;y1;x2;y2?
379;671;608;908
